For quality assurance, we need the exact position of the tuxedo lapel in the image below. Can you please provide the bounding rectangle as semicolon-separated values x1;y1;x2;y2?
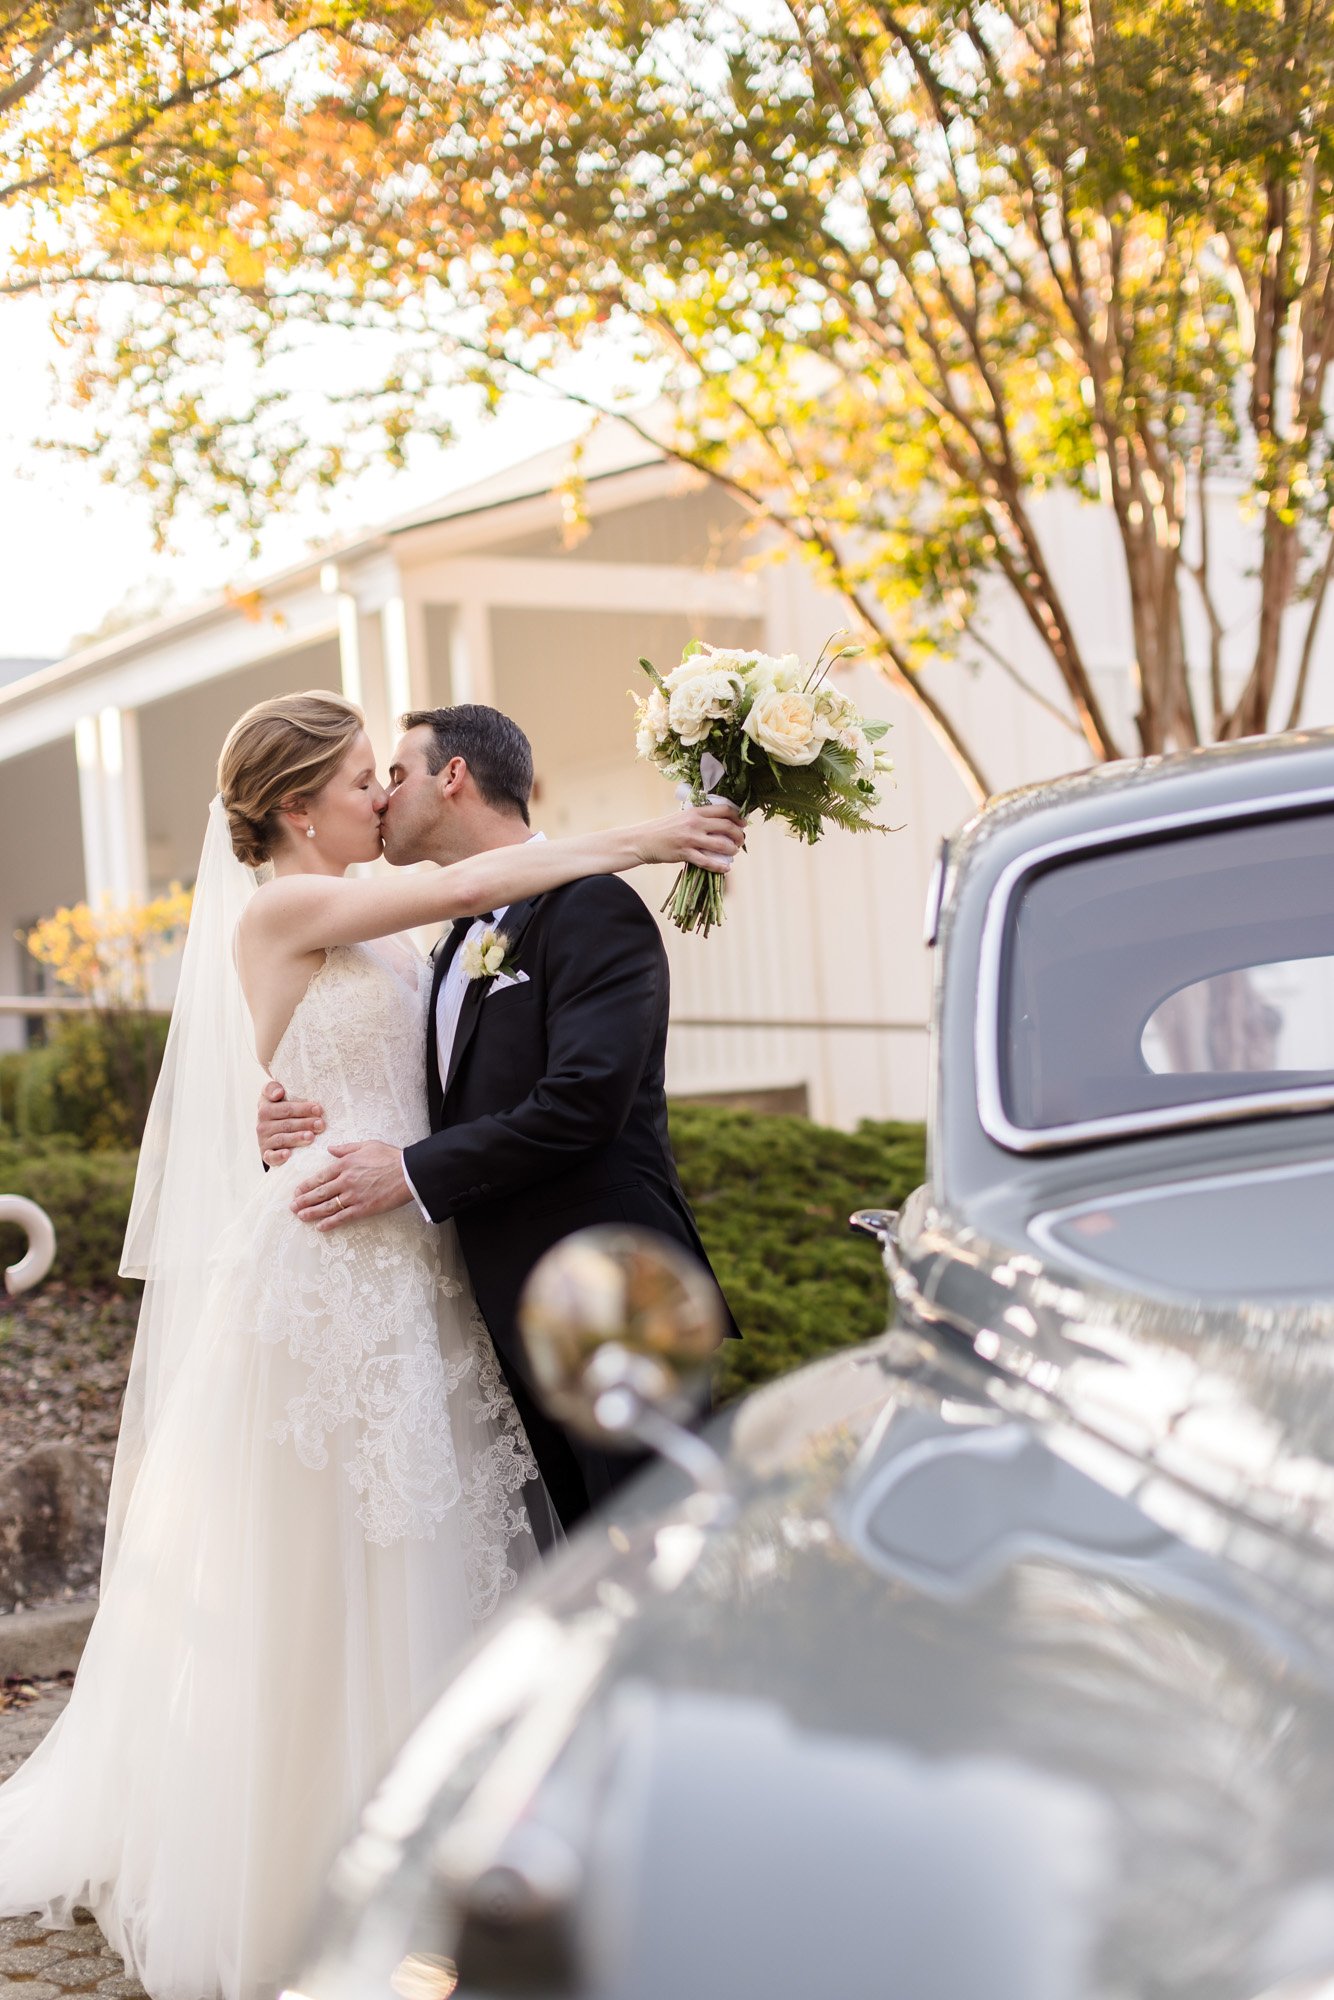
442;895;543;1105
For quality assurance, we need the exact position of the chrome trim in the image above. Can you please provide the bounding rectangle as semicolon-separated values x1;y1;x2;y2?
923;838;949;948
974;784;1334;1154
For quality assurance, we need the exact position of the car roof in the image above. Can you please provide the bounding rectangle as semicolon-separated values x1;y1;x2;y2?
953;726;1334;871
932;727;1334;1238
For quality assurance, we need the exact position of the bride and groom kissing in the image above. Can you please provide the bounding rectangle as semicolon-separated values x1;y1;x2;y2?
0;690;743;2000
261;698;742;1533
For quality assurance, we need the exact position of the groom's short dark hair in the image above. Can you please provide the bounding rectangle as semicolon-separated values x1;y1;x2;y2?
401;704;533;826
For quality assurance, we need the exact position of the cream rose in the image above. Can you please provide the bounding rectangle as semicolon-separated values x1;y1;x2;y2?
635;688;671;758
667;668;744;746
743;686;827;765
461;928;510;980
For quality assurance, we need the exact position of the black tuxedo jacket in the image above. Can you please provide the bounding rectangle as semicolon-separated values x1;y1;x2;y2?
402;874;739;1526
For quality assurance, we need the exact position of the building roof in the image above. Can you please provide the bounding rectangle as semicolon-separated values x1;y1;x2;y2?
0;416;670;720
0;658;55;689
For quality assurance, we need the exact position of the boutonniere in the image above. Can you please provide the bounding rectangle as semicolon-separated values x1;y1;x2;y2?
461;926;521;982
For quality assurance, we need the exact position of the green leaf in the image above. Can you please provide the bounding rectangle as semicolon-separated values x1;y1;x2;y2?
819;742;858;782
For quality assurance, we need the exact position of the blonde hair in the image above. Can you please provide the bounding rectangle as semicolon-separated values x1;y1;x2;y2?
218;691;365;866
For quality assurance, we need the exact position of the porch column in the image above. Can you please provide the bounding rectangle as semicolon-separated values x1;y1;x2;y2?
382;591;430;721
448;598;496;706
75;705;149;907
332;582;366;711
326;558;430;760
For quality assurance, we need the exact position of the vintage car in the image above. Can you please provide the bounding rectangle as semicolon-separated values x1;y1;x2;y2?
288;729;1334;2000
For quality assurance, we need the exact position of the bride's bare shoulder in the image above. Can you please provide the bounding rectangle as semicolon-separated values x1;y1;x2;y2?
241;875;332;935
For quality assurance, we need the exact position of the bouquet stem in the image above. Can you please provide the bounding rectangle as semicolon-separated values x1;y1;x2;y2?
662;862;728;937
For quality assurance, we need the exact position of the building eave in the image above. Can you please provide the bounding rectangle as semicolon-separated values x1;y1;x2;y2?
0;438;674;729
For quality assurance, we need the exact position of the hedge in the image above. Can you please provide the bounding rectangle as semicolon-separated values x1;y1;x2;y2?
0;1108;926;1396
0;1138;141;1292
667;1107;924;1401
0;1013;171;1151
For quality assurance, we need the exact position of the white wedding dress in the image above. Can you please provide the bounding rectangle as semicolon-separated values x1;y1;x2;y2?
0;933;540;1999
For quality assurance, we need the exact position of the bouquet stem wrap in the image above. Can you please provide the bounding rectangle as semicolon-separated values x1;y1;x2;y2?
667;754;731;938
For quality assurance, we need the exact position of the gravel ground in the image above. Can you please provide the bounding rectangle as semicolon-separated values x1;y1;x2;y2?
0;1293;146;1993
0;1680;146;1998
0;1291;136;1482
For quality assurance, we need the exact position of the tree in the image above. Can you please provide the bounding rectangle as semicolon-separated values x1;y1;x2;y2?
7;1;1334;799
22;883;191;1144
0;3;359;206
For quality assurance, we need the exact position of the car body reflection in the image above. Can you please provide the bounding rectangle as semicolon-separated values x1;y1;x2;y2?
290;729;1334;2000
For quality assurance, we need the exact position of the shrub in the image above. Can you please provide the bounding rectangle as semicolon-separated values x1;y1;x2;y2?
0;1013;171;1150
0;1041;60;1142
0;1138;140;1292
667;1106;926;1401
0;1108;928;1399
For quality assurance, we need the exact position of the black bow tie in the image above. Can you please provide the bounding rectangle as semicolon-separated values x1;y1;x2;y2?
456;910;496;930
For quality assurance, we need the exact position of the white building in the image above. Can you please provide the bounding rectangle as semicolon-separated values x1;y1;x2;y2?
0;424;1313;1126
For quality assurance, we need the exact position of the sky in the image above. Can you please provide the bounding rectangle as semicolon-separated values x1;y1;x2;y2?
0;293;606;662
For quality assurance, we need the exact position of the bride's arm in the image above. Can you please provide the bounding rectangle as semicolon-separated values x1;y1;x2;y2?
245;803;743;954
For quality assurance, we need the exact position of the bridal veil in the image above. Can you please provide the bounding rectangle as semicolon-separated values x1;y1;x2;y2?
111;795;267;1572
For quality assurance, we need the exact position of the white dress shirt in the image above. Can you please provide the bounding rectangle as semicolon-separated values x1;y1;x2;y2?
402;832;545;1218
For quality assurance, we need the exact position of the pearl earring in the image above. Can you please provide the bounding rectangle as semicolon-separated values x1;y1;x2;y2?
306;824;316;839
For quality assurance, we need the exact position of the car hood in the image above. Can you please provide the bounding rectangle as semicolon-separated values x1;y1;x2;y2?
891;1182;1334;1604
298;1303;1334;2000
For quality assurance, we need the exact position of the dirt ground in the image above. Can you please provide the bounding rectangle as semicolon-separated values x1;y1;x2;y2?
0;1291;136;1482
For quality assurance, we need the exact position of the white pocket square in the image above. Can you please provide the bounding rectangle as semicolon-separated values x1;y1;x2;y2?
487;970;530;994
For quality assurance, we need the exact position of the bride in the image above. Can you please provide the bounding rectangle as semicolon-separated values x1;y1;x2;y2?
0;690;742;2000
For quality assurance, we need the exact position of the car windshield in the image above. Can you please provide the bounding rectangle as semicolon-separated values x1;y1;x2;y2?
998;805;1334;1136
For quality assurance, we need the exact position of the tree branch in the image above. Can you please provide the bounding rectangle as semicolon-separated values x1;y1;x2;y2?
963;621;1086;738
1286;531;1334;730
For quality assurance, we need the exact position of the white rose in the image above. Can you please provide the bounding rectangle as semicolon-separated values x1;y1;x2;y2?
635;689;671;758
743;686;827;765
665;645;755;690
815;682;859;729
667;668;744;746
745;650;803;694
835;724;875;777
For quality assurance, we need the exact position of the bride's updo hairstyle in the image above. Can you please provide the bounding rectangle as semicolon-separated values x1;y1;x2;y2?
218;691;365;867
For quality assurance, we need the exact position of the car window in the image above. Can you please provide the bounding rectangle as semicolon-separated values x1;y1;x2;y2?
1141;957;1334;1075
998;806;1334;1136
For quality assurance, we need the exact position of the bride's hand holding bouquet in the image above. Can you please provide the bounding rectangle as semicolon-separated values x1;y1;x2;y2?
634;637;893;936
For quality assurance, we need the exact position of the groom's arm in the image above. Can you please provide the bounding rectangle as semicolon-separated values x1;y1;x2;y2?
402;877;665;1223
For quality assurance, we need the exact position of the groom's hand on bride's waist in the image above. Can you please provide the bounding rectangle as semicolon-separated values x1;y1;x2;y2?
291;1141;412;1230
257;1078;324;1167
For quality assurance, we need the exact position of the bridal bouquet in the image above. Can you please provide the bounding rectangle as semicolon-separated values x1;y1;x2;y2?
634;637;892;936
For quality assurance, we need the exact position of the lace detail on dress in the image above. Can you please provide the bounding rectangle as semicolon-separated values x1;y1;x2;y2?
458;1299;541;1618
249;940;538;1605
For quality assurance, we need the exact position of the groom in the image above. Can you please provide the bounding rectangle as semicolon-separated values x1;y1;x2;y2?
259;703;739;1535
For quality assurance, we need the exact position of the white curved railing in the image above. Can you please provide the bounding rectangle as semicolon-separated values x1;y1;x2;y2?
0;1196;56;1296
